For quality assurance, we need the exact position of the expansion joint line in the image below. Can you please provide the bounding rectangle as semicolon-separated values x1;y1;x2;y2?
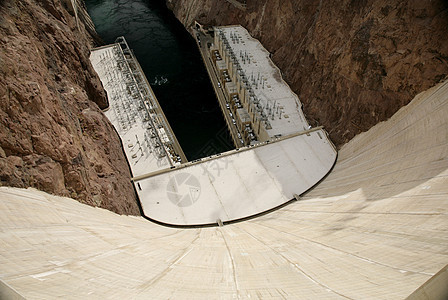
135;229;202;295
253;222;434;276
218;229;241;298
238;226;353;299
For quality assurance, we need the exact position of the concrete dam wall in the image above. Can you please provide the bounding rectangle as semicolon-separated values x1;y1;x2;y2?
1;0;447;298
0;79;447;298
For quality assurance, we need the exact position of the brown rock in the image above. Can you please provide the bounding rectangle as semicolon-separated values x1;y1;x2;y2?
0;0;139;215
23;154;66;195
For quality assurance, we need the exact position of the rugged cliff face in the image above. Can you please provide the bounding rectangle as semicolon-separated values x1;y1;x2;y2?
0;0;139;215
167;0;448;146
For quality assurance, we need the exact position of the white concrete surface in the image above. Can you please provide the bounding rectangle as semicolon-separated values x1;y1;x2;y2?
137;129;336;225
407;264;448;300
0;80;447;299
90;44;182;177
215;25;310;137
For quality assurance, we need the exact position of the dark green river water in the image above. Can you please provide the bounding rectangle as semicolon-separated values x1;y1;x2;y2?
85;0;233;160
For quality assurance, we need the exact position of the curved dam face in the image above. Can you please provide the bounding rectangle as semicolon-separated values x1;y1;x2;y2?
0;81;447;298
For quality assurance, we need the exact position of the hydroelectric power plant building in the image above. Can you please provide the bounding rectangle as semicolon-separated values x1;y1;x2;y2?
89;28;337;226
89;37;187;178
211;26;311;144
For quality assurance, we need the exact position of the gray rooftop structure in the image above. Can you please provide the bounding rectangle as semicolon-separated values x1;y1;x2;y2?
214;25;310;141
89;37;187;177
135;128;336;225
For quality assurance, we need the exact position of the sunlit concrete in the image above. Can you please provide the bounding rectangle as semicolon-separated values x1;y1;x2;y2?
407;264;448;300
214;25;310;139
136;128;336;225
0;80;446;299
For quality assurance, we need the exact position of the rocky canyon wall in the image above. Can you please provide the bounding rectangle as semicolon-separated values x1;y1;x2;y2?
0;0;140;215
167;0;448;146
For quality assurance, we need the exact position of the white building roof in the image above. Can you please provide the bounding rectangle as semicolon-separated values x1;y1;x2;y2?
90;45;181;177
236;107;250;123
136;129;336;225
216;25;310;137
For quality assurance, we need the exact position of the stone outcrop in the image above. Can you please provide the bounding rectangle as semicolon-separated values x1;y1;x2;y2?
167;0;448;146
0;0;140;215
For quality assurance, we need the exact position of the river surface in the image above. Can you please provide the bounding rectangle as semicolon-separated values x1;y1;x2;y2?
85;0;233;160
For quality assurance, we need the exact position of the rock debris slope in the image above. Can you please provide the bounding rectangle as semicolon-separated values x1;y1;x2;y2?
168;0;448;146
0;0;139;214
0;80;447;299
